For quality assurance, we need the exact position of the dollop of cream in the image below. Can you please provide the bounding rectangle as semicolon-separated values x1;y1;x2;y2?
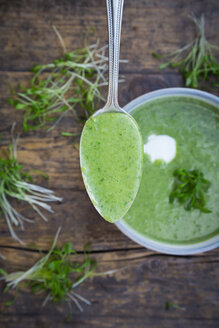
144;134;176;164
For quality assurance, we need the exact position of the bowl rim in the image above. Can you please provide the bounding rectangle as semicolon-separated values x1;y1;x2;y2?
115;87;219;255
124;87;219;111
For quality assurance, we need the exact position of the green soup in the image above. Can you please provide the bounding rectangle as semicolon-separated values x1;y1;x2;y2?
122;96;219;245
80;112;143;223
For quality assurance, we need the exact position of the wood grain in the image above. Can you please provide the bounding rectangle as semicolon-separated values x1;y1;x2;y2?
0;0;218;72
0;0;218;327
1;247;219;328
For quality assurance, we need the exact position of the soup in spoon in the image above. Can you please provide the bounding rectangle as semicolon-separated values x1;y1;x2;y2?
80;112;143;223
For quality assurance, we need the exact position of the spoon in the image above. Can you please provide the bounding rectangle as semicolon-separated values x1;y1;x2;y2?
80;0;143;223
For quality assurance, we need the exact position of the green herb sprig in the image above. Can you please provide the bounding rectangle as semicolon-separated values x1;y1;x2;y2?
0;227;118;317
0;125;62;244
153;15;219;88
8;27;109;132
169;168;211;213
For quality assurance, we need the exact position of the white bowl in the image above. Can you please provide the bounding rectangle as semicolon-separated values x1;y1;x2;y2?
115;88;219;255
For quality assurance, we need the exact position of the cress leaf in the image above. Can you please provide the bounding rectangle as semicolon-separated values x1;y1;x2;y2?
169;168;211;213
0;130;62;244
153;14;219;88
8;28;109;132
0;228;111;317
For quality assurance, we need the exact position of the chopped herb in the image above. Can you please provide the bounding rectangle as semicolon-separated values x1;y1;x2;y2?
153;15;219;88
61;132;81;137
5;296;17;307
0;228;119;317
169;168;211;213
0;268;7;275
0;125;62;244
73;141;79;150
8;27;109;132
165;301;186;311
28;169;49;179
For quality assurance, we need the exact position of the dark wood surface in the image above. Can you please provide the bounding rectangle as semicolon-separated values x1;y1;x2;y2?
0;1;218;327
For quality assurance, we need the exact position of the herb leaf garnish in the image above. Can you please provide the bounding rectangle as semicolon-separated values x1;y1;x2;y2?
0;228;118;317
169;168;211;213
0;228;95;314
8;27;109;132
0;125;62;244
153;15;219;88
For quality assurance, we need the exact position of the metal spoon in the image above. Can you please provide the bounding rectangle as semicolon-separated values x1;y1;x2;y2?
94;0;126;116
80;0;143;222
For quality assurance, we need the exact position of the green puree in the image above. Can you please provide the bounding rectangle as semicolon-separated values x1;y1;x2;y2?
122;96;219;245
80;112;143;223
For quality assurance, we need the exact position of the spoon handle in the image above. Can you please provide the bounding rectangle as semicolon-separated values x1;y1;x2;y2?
105;0;124;110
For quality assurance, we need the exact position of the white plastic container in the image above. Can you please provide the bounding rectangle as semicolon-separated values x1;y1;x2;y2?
115;88;219;255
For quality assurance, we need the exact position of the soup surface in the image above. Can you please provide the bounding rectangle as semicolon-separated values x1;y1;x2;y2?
122;96;219;245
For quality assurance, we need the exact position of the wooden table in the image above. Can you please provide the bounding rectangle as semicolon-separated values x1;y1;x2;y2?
0;1;218;327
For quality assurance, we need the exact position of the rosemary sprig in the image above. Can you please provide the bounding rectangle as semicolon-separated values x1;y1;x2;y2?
0;126;62;244
153;15;219;88
8;27;109;132
0;228;119;317
169;168;211;213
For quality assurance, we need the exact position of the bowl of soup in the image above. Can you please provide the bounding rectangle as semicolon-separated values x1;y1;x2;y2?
115;88;219;255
